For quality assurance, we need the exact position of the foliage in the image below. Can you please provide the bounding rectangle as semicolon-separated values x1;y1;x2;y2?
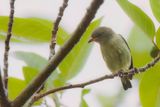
1;0;160;107
128;26;160;107
150;0;160;22
0;16;101;106
8;77;26;100
80;89;90;107
0;16;69;43
58;18;101;85
117;0;160;107
156;27;160;48
117;0;155;39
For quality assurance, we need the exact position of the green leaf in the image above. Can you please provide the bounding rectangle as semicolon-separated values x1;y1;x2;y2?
117;0;155;39
8;77;26;100
14;52;60;89
156;27;160;48
13;51;48;70
80;89;90;107
46;69;60;89
23;66;59;90
128;26;154;68
128;26;160;107
150;0;160;22
23;66;39;84
97;95;116;107
0;33;6;41
0;16;69;43
0;33;22;42
22;67;43;105
150;46;159;58
14;51;60;88
58;18;101;82
96;90;124;107
128;25;152;77
139;64;160;107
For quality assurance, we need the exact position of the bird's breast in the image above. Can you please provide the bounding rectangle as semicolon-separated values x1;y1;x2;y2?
100;38;131;73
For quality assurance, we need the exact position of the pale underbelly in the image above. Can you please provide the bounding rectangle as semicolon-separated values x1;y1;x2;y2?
102;48;131;73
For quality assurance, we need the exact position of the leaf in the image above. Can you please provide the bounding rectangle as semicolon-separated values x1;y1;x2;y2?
139;64;160;107
97;95;116;107
14;51;59;88
0;16;69;43
8;77;26;100
23;66;39;84
128;26;160;107
14;52;60;89
0;33;22;42
13;51;48;70
117;0;155;39
58;18;101;82
156;27;160;49
150;46;159;58
150;0;160;22
46;69;60;89
0;33;6;41
128;26;154;68
80;89;90;107
22;67;43;106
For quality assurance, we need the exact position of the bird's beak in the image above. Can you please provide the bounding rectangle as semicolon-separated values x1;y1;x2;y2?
88;37;95;43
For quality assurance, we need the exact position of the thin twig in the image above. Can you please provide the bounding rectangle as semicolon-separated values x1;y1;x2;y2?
28;0;69;106
49;0;69;59
48;1;69;106
32;55;160;101
0;68;10;107
3;0;15;90
12;0;104;107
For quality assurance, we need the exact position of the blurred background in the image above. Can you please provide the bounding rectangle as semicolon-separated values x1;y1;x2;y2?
0;0;159;107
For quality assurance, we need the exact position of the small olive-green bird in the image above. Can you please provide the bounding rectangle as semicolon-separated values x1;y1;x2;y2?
88;26;133;90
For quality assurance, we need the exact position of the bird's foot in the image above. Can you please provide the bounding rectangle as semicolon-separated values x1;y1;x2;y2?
128;68;138;79
118;70;124;78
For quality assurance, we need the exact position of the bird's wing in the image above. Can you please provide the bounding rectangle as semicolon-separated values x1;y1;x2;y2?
119;34;133;69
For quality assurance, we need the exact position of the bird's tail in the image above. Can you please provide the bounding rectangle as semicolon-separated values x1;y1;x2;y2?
121;77;132;90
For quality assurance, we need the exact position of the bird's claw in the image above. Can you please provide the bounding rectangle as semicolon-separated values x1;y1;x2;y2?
118;70;124;78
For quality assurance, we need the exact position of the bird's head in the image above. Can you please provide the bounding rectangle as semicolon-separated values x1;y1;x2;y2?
88;27;115;43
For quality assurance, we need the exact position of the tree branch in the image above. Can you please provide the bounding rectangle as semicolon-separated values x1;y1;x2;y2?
33;54;160;101
0;68;10;107
3;0;15;90
49;0;69;59
11;0;104;107
28;0;69;106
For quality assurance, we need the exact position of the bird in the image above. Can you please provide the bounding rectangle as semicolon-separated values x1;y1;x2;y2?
88;26;133;90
